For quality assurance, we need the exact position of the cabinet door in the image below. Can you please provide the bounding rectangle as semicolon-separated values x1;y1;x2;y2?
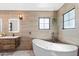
0;39;16;50
3;45;11;50
10;40;15;49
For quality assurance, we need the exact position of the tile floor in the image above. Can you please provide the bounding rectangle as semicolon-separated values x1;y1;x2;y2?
0;50;34;56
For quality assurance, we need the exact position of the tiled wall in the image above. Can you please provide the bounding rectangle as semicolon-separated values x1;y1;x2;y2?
0;11;57;50
57;3;79;46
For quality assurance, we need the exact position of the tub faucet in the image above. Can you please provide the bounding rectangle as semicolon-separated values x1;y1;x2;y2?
52;32;56;43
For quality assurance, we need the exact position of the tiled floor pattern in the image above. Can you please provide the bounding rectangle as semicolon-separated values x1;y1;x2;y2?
0;50;34;56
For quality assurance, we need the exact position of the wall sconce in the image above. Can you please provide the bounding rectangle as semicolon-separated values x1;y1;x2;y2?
19;14;23;20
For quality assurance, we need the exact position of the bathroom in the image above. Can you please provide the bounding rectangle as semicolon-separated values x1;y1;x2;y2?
0;3;78;56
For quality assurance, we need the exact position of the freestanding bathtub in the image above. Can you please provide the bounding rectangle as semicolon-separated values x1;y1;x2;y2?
32;39;78;56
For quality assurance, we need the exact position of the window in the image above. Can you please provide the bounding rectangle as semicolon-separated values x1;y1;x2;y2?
0;18;2;32
63;9;75;29
39;17;50;30
9;18;20;33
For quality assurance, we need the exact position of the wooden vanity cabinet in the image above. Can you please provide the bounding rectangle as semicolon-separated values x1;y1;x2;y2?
0;37;20;51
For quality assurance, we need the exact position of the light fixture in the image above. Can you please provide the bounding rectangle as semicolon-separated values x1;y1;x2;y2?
19;14;23;20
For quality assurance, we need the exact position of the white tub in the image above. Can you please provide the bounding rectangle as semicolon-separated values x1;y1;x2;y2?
32;39;78;56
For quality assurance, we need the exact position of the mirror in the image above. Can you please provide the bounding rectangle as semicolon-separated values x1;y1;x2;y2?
9;18;20;33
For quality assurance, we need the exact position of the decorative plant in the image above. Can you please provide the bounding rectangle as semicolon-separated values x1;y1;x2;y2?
51;17;58;42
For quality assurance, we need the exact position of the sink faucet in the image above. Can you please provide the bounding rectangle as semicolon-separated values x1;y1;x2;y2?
12;33;15;36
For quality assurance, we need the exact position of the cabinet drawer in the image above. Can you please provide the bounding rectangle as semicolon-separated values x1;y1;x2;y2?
3;45;11;49
0;37;20;50
10;45;15;49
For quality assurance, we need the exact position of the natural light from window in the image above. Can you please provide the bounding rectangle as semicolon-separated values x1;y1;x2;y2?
39;17;50;30
64;9;75;29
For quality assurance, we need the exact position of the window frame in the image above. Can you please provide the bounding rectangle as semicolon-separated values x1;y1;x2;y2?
38;17;50;30
63;8;76;29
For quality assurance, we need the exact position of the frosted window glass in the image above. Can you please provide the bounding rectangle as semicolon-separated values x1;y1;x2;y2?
44;18;49;23
39;17;50;29
44;24;49;29
64;21;70;28
69;20;75;28
40;24;44;29
69;10;75;19
64;13;69;21
40;18;44;23
64;9;75;29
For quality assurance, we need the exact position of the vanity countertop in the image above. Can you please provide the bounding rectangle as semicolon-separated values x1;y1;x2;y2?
0;36;20;39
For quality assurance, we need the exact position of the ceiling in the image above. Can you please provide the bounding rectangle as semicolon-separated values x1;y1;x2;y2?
0;3;64;11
